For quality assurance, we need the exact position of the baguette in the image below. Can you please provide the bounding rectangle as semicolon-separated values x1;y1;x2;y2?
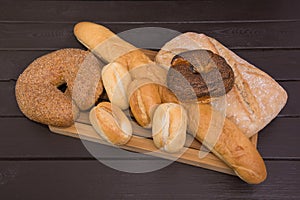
185;103;267;184
74;22;135;62
157;33;269;183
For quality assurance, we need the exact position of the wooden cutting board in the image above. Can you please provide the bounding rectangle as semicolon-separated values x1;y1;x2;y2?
49;111;258;176
48;49;258;176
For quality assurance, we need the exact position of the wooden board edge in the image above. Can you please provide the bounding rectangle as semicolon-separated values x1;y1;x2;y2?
49;123;236;176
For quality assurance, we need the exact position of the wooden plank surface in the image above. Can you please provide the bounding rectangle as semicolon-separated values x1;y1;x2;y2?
1;1;299;22
0;117;298;159
258;117;300;159
48;114;257;175
0;160;299;199
0;0;299;198
49;122;237;176
1;50;300;81
0;22;299;50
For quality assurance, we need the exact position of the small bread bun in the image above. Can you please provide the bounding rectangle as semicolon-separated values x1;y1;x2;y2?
101;62;132;110
127;78;162;128
158;86;179;104
152;103;187;153
89;102;132;145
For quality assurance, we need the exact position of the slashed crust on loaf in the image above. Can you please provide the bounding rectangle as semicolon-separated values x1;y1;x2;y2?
184;103;267;184
155;33;288;137
89;102;132;145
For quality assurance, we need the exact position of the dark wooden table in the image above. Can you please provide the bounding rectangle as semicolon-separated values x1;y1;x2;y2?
1;1;299;199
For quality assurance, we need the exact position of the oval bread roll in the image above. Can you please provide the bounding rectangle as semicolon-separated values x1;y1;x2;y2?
102;62;132;110
89;102;132;145
127;79;162;128
152;103;187;153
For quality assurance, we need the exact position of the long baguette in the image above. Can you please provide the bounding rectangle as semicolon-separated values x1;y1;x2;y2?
185;103;267;184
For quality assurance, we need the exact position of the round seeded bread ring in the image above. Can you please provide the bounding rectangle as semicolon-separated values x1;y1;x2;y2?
15;48;103;127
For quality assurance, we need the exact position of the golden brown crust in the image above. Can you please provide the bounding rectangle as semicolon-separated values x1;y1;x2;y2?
185;103;267;184
128;81;161;128
117;50;153;71
89;102;132;145
15;48;103;127
158;86;179;104
74;22;136;63
74;22;115;51
116;50;160;127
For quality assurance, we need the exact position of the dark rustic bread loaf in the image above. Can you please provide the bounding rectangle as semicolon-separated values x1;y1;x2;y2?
167;50;234;102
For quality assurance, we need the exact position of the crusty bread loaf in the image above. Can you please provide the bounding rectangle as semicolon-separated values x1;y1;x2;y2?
156;32;288;137
185;103;267;184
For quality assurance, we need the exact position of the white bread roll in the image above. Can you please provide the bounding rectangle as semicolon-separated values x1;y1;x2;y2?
152;103;187;153
127;78;162;128
101;62;132;110
89;102;132;145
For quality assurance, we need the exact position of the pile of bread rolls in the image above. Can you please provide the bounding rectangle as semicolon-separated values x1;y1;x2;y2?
16;22;288;184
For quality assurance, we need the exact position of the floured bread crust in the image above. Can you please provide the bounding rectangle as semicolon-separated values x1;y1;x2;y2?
156;32;288;137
